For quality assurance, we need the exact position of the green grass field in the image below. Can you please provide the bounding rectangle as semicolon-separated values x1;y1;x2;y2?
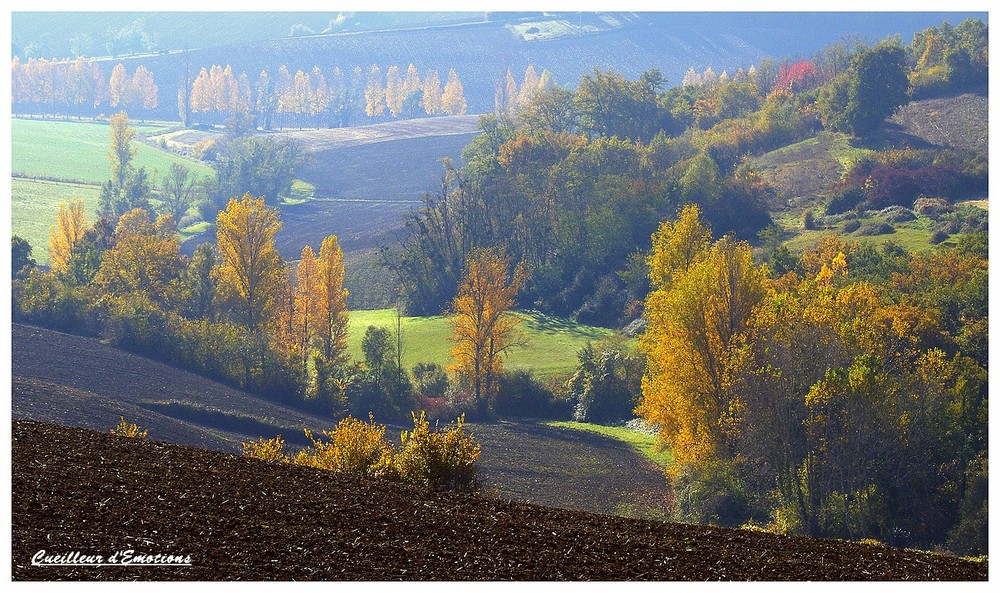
347;309;613;378
11;178;103;265
545;421;672;469
781;215;948;254
12;118;214;185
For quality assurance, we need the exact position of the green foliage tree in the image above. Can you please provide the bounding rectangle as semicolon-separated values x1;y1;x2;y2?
844;42;910;136
99;111;152;218
208;135;304;210
11;236;36;279
160;163;198;223
352;325;411;420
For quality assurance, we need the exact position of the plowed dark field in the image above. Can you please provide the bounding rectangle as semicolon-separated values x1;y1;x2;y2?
11;421;986;581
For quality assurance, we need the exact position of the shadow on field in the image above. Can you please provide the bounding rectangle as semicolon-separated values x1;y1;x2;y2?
521;311;609;340
469;420;672;521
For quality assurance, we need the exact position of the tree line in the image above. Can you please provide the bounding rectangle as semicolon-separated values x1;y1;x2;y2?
12;57;158;116
389;19;987;328
182;62;481;130
638;204;987;555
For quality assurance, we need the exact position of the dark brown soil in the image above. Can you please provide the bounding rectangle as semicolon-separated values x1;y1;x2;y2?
12;420;986;581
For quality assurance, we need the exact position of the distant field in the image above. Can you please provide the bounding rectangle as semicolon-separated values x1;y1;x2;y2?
11;178;102;265
11;118;214;185
347;309;612;378
780;214;953;254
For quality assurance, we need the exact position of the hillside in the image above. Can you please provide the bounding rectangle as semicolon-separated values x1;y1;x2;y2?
750;92;989;253
12;420;986;580
10;323;670;519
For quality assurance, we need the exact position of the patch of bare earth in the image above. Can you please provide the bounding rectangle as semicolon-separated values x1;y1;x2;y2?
889;93;988;155
12;421;986;580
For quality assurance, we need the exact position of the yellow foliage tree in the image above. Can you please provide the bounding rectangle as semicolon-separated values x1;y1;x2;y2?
93;208;181;300
638;209;767;468
294;244;322;365
448;246;528;411
646;203;712;288
317;235;349;365
215;193;285;333
441;68;467;116
108;110;136;191
48;199;88;275
364;64;385;117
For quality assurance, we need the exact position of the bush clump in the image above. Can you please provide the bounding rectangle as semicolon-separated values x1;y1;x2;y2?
876;205;916;223
394;412;481;492
929;230;950;245
294;415;395;479
242;412;481;492
495;369;572;420
110;416;148;440
856;221;895;236
842;220;862;233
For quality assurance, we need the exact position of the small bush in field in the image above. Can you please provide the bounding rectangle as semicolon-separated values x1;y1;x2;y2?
929;230;950;245
110;416;148;440
802;209;817;230
394;412;481;492
293;414;396;480
242;435;287;462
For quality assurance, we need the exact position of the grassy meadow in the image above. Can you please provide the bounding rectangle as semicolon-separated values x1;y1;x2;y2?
11;118;214;184
11;178;103;265
11;118;216;264
347;309;613;378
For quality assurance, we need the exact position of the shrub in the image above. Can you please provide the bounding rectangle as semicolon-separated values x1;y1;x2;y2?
826;187;865;215
856;221;895;236
242;435;287;462
842;220;862;233
394;412;481;492
672;459;751;527
293;415;396;479
912;197;953;218
929;230;949;245
876;205;916;223
245;412;482;492
802;209;817;230
567;337;644;424
110;416;148;440
411;362;449;400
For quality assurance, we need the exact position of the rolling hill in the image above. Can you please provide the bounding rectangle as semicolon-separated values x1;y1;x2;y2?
12;419;987;580
14;12;986;120
10;323;670;519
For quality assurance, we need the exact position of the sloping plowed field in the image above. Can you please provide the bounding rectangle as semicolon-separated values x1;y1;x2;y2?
12;420;986;581
889;92;989;155
10;324;671;520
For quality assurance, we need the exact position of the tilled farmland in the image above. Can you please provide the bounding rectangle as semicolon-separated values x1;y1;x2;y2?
12;420;987;581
